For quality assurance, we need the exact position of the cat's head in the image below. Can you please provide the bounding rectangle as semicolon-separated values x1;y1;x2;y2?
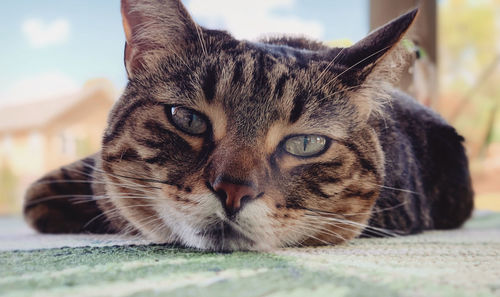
101;0;417;250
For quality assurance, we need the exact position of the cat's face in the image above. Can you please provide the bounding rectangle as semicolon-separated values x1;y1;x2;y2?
101;0;416;250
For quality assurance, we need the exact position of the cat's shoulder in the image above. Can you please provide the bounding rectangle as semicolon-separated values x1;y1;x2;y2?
385;90;465;146
389;90;447;126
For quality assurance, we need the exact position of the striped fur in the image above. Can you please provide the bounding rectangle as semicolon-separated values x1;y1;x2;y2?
24;1;473;251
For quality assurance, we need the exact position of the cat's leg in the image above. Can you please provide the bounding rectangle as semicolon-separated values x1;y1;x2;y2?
23;153;115;234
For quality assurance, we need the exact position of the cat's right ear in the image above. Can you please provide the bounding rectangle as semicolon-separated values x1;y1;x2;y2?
121;0;198;78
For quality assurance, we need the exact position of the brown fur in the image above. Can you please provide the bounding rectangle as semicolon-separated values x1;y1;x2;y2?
23;1;473;251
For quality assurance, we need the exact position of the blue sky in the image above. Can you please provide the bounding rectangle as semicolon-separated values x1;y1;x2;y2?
0;0;368;106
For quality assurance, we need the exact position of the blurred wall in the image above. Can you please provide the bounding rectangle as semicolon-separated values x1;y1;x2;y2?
0;79;116;214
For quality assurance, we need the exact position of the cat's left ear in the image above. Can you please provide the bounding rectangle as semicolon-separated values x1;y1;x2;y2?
121;0;199;78
336;8;418;81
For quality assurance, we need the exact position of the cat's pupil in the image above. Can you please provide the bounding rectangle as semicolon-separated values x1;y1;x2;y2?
303;136;309;151
188;114;194;127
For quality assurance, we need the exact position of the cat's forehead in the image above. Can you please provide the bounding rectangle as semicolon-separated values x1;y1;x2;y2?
183;45;349;135
124;36;358;141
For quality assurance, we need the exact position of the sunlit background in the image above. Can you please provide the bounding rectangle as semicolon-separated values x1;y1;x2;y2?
0;0;499;214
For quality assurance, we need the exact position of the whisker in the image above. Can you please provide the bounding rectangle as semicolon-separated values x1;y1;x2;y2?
25;194;97;207
303;216;362;240
303;209;399;237
376;184;421;195
63;168;160;199
342;199;409;217
298;221;347;243
81;161;174;187
33;179;161;191
317;218;395;238
292;224;336;246
319;216;399;237
134;214;166;237
26;192;160;207
314;46;347;86
63;163;162;194
74;195;157;204
82;203;158;230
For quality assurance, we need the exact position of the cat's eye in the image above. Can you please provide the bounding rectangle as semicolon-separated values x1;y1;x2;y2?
168;106;208;135
284;135;328;157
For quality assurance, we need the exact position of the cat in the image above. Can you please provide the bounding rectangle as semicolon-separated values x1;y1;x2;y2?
23;0;473;251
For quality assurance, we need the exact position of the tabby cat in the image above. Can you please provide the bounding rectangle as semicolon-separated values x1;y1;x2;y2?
24;0;473;251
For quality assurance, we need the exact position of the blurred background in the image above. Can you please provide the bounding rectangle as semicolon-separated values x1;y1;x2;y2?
0;0;499;214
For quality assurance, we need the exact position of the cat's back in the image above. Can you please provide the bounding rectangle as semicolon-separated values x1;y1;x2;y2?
370;90;474;233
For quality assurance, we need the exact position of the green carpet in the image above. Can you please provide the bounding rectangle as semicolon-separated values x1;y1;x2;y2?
1;213;499;297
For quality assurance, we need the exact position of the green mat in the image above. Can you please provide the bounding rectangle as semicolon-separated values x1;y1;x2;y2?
1;212;499;297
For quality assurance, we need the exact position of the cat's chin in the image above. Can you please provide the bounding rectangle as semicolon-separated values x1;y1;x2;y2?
154;221;275;252
175;223;268;252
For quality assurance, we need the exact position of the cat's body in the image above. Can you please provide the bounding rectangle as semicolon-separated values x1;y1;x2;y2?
24;1;473;251
367;92;472;234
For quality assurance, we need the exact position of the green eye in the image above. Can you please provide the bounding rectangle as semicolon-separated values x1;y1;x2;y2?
169;106;208;135
284;135;327;157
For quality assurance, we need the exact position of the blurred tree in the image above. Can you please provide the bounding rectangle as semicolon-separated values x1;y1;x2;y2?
439;0;497;92
439;0;500;157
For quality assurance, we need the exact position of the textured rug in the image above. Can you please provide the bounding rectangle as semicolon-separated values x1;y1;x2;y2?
0;212;499;297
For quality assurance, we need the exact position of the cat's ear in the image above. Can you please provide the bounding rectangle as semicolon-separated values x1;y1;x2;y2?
330;8;418;120
336;8;418;80
121;0;198;78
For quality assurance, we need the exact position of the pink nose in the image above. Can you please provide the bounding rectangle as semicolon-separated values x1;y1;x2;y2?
212;180;257;216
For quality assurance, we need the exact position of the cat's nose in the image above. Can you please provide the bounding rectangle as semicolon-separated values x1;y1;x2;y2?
211;179;258;217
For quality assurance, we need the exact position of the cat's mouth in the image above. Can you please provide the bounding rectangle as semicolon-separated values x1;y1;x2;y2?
200;222;241;239
198;222;255;250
